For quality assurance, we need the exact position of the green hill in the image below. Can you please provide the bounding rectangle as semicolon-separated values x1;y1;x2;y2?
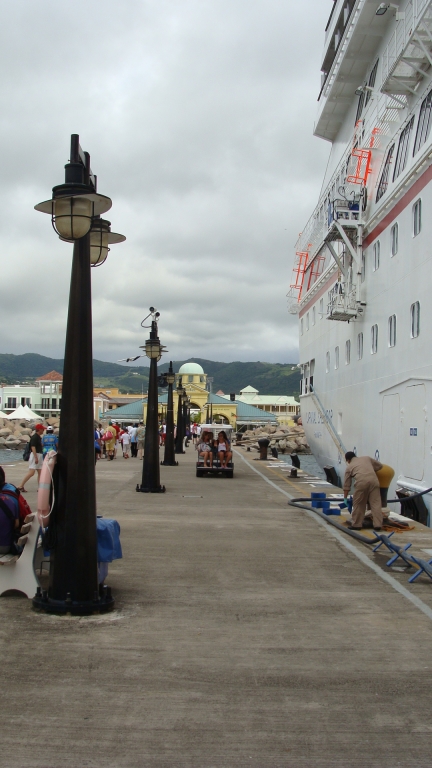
0;354;300;397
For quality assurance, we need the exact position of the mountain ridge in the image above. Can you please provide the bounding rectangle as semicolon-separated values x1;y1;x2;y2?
0;353;300;397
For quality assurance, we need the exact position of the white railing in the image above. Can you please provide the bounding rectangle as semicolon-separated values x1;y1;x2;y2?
296;89;406;260
295;145;355;257
321;0;367;100
382;0;432;84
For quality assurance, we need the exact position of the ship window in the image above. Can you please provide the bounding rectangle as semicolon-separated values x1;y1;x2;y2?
300;318;304;336
319;298;324;317
312;307;316;326
355;89;365;124
361;252;366;282
413;199;421;236
413;89;432;156
345;339;351;365
371;324;378;354
326;351;330;373
388;315;397;347
391;223;398;256
411;302;420;338
393;117;414;181
365;60;379;107
357;332;363;360
376;144;395;202
373;241;380;271
335;346;339;369
306;312;310;331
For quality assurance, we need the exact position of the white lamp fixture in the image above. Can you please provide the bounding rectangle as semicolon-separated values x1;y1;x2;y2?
354;84;374;96
89;217;126;267
35;190;112;241
376;3;405;20
142;338;168;361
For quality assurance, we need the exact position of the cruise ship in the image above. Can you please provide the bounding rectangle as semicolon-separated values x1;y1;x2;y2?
289;0;432;517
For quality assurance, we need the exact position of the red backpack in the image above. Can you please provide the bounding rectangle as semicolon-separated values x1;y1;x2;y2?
2;488;32;525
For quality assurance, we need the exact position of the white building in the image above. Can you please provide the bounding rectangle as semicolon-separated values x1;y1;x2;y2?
0;370;63;418
220;385;299;425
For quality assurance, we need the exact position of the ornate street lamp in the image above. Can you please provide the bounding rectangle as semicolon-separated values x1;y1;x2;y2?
175;377;185;454
136;309;167;493
161;362;178;466
33;134;125;615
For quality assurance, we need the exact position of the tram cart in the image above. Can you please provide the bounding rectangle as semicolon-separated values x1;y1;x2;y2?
196;424;234;478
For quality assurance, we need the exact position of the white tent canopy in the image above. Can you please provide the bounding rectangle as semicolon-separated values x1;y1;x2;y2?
5;404;41;420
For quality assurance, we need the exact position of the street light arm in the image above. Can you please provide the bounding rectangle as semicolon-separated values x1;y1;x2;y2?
117;355;145;362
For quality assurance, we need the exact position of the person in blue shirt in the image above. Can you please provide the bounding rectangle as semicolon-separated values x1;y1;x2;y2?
41;426;58;456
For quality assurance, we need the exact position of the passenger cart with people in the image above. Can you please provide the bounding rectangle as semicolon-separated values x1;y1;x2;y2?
196;424;234;478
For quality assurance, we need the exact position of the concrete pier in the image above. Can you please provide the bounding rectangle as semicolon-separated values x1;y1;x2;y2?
1;447;432;767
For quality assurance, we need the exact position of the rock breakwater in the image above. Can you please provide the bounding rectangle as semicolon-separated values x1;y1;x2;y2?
0;417;59;450
236;424;310;454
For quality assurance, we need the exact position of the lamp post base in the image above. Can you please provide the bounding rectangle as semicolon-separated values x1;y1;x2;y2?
136;484;166;493
160;460;179;466
32;586;115;616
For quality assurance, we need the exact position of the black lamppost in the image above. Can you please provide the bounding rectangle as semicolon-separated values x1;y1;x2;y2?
33;134;125;615
136;309;167;493
161;362;178;466
175;377;185;454
183;396;190;446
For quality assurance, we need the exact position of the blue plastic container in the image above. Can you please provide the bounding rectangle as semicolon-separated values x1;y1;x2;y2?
311;492;326;508
338;497;353;513
323;507;341;516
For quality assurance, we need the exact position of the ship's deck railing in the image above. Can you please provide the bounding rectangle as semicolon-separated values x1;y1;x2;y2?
321;0;367;101
327;284;359;321
296;87;410;265
381;0;432;87
295;144;358;259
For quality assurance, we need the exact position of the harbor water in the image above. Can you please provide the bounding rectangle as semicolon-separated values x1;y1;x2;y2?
279;452;326;480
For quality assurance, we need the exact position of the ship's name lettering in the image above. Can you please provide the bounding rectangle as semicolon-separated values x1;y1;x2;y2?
305;409;333;425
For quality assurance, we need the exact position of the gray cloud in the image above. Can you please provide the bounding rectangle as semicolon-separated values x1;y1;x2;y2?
0;0;330;365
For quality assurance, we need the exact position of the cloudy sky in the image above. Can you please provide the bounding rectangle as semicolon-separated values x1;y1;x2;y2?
0;0;331;365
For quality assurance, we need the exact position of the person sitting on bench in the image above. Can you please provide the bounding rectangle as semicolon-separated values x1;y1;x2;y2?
197;432;213;467
0;466;20;555
215;430;232;468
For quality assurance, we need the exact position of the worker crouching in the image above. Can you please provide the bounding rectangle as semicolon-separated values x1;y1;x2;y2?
343;452;383;531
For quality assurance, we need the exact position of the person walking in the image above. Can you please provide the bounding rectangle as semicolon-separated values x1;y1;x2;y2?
18;424;45;492
130;424;138;457
136;422;146;460
343;452;383;530
102;422;116;461
161;422;167;445
42;426;58;456
121;429;131;459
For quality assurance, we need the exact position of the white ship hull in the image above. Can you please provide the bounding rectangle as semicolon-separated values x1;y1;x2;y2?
293;0;432;518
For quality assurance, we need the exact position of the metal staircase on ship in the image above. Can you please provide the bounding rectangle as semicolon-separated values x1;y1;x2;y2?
288;121;371;323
